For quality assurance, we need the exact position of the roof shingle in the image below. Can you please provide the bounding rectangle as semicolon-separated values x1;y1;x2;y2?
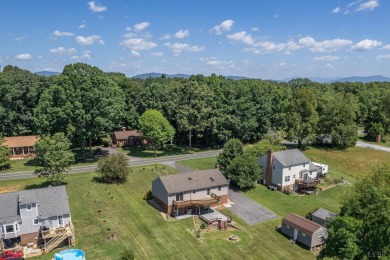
4;135;40;148
282;214;324;235
273;149;310;167
113;130;141;140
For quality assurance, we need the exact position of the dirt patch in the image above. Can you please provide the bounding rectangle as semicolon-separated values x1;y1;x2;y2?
105;233;118;241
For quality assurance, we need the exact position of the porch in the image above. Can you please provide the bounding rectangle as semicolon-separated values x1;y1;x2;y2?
295;177;320;190
172;194;221;218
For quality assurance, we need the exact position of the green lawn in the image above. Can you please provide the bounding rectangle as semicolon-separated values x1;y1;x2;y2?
0;166;315;260
176;156;218;170
116;144;214;158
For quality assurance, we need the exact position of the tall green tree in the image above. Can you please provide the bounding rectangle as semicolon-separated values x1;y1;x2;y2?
176;81;213;148
216;138;244;173
138;110;175;156
0;135;11;171
286;88;318;148
34;133;74;185
320;163;390;259
96;153;130;183
225;154;261;189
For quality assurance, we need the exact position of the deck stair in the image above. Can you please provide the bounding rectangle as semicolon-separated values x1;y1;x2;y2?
42;231;68;253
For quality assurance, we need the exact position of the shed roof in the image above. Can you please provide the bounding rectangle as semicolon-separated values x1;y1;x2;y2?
312;208;337;220
273;149;310;167
156;169;228;194
4;135;40;148
282;214;324;235
113;130;141;140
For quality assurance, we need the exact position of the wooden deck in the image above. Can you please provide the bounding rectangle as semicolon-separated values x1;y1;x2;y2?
173;193;221;208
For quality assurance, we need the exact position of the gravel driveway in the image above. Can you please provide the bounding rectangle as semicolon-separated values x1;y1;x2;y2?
228;188;278;225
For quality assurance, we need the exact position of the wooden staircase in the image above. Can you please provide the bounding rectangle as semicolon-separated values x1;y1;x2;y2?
42;224;74;254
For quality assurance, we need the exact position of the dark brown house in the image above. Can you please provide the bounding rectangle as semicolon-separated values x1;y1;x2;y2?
111;128;143;147
281;213;327;250
4;135;40;159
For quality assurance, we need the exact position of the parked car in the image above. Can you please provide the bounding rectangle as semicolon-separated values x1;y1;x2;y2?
0;250;24;260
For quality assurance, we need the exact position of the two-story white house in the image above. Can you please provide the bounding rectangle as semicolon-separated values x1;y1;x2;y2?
152;169;229;216
259;149;319;192
0;186;73;251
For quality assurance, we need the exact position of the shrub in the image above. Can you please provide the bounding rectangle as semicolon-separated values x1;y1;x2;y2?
96;153;130;183
102;137;112;147
200;222;207;229
195;229;201;238
121;248;135;260
143;190;153;201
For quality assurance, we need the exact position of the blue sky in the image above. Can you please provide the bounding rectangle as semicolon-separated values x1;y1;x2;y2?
1;0;389;79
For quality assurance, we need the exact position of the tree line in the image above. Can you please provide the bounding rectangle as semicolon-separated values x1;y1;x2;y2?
1;63;390;151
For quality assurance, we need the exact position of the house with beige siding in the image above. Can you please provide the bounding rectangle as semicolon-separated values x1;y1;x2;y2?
0;186;74;252
281;214;327;250
259;149;320;192
152;169;229;216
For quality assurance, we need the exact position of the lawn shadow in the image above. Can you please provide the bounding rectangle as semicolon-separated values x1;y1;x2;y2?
23;158;41;167
119;144;211;158
228;183;257;193
91;176;126;185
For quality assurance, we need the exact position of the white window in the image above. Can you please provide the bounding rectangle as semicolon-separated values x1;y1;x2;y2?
288;167;291;170
26;204;32;211
15;223;19;231
286;225;290;229
293;175;296;179
218;186;221;191
310;171;312;175
303;163;306;167
33;219;39;225
285;176;290;182
192;190;196;194
5;225;14;233
302;233;306;237
1;226;4;234
318;235;323;241
272;165;275;169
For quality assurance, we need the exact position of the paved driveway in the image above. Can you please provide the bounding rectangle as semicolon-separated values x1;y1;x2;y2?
228;188;278;225
356;141;390;152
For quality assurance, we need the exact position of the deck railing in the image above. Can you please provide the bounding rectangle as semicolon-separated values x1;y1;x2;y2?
173;193;221;208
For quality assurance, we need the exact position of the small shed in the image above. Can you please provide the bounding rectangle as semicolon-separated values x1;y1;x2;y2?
311;208;337;226
281;214;327;250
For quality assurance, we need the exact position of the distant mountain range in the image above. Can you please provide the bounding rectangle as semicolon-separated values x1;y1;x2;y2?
132;72;249;80
34;70;390;83
35;71;61;76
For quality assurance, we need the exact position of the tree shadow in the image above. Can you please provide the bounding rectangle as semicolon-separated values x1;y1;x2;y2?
91;176;126;184
24;158;41;167
25;180;68;190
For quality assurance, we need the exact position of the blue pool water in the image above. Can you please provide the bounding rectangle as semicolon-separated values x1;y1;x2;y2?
54;249;85;260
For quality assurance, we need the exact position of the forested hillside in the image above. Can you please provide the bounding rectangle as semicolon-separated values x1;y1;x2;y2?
1;63;389;149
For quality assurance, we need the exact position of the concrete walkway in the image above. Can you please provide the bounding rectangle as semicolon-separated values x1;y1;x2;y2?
356;141;390;153
228;188;278;225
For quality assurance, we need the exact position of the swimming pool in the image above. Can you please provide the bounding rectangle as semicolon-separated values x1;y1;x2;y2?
54;249;85;260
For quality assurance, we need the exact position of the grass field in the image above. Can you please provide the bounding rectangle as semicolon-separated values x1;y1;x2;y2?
176;156;218;170
0;166;315;260
116;144;214;158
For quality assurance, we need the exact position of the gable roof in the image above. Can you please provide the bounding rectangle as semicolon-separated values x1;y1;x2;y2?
113;130;141;140
312;208;337;220
155;169;228;194
0;191;21;224
273;149;311;167
0;186;71;224
4;135;40;148
283;214;324;235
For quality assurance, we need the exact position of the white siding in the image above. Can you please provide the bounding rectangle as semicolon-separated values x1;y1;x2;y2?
19;203;40;235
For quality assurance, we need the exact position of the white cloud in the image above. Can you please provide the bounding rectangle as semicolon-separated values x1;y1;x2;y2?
210;20;234;35
175;29;189;39
15;53;32;61
377;54;390;60
299;36;316;47
120;38;157;51
351;39;382;51
324;64;333;68
151;52;164;56
164;42;204;54
131;50;140;56
134;22;150;32
88;1;107;12
52;30;74;37
310;39;352;52
15;35;28;41
332;7;340;13
383;44;390;50
79;23;86;29
227;31;254;45
207;60;233;66
313;55;340;61
160;34;171;40
75;35;103;45
71;51;91;61
49;47;77;55
251;27;259;31
356;0;379;11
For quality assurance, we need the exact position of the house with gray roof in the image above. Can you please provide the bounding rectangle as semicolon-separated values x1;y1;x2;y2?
311;208;337;226
152;169;229;216
0;186;73;251
259;149;320;192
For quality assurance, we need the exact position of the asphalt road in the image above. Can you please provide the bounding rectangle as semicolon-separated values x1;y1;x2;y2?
356;141;390;153
0;150;220;181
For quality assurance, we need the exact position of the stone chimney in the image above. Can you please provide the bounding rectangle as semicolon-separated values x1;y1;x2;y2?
265;150;273;186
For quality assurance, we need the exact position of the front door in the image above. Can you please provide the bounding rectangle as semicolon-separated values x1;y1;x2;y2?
293;228;298;240
303;173;308;181
187;207;192;215
58;216;63;227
